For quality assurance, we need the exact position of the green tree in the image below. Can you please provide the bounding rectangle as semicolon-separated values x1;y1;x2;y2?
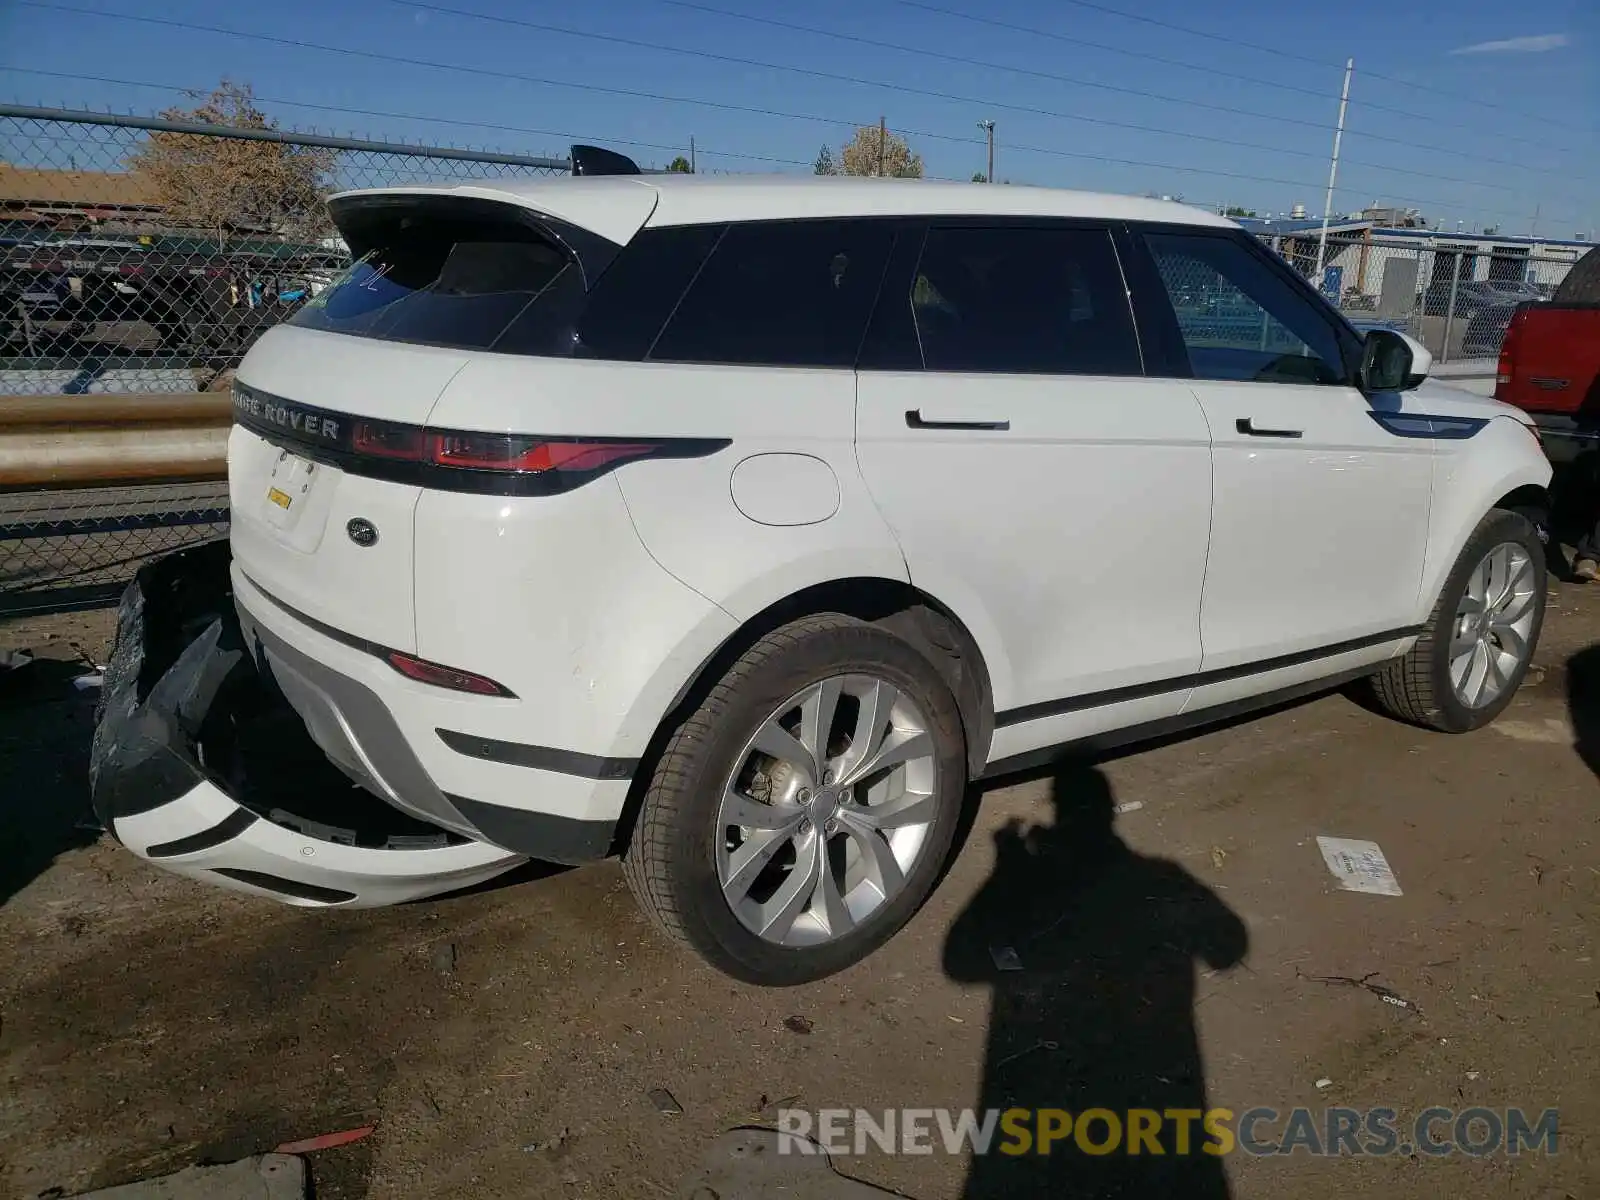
1223;206;1257;218
971;171;987;183
667;156;693;173
813;145;838;176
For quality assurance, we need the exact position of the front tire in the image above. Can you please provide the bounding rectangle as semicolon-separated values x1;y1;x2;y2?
622;613;968;986
1368;508;1546;732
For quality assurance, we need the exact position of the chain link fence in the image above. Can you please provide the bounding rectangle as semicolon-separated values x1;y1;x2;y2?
2;104;572;389
2;106;576;620
0;482;229;619
1257;231;1583;363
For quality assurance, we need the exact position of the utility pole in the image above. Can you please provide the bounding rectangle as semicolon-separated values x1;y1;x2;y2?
1314;57;1353;287
689;135;696;174
978;120;995;183
878;115;887;177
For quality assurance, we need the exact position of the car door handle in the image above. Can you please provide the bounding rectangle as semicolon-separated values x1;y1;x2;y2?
906;409;1011;431
1236;417;1303;439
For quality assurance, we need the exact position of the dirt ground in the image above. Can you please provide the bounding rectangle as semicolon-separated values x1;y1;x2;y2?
1;587;1597;1199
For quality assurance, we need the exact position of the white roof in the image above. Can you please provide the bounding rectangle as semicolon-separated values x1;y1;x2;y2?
330;173;1235;244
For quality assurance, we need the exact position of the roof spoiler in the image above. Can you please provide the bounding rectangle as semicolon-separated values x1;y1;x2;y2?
570;144;642;177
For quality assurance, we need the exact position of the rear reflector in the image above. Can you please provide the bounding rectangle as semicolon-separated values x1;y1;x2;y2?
386;651;516;697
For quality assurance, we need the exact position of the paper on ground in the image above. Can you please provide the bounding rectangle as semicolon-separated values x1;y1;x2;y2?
1316;836;1403;896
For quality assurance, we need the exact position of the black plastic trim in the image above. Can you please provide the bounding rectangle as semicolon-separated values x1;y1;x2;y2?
994;625;1424;728
983;661;1381;779
445;794;617;864
211;867;357;904
570;144;641;176
436;729;638;781
239;570;386;659
146;808;259;858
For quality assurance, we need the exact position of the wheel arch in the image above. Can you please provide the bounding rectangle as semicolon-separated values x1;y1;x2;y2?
608;576;997;856
1493;483;1551;532
1419;422;1552;618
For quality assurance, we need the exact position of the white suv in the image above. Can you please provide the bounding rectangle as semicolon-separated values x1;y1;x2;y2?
91;171;1551;985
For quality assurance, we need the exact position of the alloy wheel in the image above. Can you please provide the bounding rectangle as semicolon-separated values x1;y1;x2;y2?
1449;541;1538;709
715;674;939;947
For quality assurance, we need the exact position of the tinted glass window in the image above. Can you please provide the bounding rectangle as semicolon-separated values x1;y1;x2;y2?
1143;232;1346;385
291;209;582;353
649;219;894;367
909;226;1140;376
569;223;723;361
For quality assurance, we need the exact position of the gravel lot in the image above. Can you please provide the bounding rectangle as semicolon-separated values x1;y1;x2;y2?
2;588;1596;1199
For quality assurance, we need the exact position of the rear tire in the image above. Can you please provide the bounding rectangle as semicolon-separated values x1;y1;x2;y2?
1367;509;1545;732
621;613;967;986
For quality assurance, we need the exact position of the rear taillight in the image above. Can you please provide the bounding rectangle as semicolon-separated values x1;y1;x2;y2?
386;650;515;697
1497;307;1527;389
347;415;673;484
231;384;729;495
427;431;660;475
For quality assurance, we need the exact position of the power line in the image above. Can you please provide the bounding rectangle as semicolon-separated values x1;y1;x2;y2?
385;0;1596;189
386;0;1340;161
18;0;1352;173
0;67;811;167
944;0;1598;135
9;70;1577;227
487;0;1351;137
648;0;1584;196
870;0;1590;156
12;3;1583;226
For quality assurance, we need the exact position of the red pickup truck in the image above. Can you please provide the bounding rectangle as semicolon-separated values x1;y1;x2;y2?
1495;246;1600;464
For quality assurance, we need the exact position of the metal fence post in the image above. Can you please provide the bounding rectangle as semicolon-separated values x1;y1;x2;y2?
1440;251;1462;364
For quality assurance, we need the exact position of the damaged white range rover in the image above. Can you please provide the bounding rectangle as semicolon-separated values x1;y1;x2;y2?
91;151;1552;985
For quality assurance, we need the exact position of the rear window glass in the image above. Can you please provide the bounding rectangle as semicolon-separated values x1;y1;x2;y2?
290;210;583;353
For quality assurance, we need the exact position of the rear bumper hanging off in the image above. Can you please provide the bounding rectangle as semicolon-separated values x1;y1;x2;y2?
88;540;525;907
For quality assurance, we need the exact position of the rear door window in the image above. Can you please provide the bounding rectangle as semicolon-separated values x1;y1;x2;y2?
908;225;1142;376
291;208;583;354
648;219;894;367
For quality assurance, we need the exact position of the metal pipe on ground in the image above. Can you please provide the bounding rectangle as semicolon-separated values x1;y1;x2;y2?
0;393;230;485
0;426;227;487
0;393;230;427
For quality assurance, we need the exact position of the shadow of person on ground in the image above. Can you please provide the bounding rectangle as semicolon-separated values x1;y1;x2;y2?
944;762;1248;1199
0;656;103;905
1564;644;1600;781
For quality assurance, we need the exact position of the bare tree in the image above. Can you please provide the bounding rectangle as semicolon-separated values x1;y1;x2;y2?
836;126;924;178
128;81;335;244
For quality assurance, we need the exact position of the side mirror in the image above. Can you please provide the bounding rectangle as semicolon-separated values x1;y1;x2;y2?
1359;328;1427;393
1397;331;1431;384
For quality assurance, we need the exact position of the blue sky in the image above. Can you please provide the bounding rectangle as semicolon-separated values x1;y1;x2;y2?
2;0;1595;235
